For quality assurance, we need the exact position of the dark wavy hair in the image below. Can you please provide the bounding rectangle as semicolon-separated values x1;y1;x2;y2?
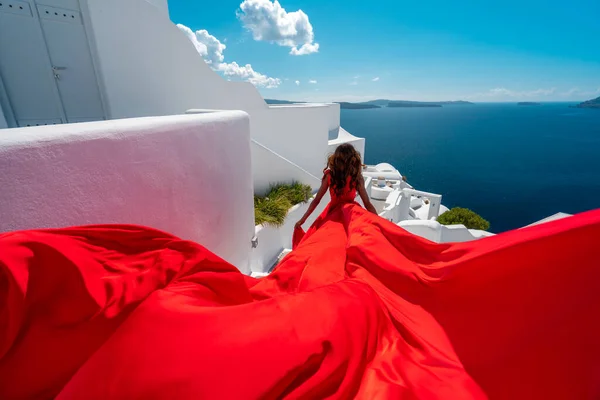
325;143;362;196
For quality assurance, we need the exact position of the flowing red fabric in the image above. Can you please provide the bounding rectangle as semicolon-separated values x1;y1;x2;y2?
2;205;600;399
292;226;305;249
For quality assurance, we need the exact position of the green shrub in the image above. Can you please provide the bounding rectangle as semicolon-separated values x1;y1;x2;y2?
437;207;490;231
267;182;312;205
254;196;291;226
254;182;312;226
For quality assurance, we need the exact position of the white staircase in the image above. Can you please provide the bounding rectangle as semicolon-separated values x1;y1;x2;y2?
250;248;291;277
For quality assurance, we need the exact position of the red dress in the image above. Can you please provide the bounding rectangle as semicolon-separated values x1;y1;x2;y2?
325;169;357;205
2;203;600;398
292;170;358;248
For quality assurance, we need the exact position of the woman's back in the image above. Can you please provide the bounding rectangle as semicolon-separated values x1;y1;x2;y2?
325;169;357;204
294;143;377;233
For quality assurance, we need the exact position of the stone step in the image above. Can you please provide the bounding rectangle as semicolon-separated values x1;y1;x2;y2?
250;248;292;278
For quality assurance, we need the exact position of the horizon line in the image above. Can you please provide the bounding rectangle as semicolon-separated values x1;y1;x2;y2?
264;98;590;104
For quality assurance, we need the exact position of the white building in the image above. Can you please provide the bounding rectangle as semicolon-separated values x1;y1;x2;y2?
0;0;363;194
0;0;567;275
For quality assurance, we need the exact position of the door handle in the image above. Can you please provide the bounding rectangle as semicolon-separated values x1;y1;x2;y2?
52;66;67;80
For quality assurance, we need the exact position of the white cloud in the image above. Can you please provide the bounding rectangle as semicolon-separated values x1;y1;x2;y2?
561;87;600;97
467;87;557;99
176;25;225;65
237;0;319;56
350;81;358;86
295;80;300;86
563;87;581;96
372;77;380;82
217;62;281;88
177;24;280;88
491;87;556;97
354;75;360;79
290;43;320;55
488;88;512;96
309;80;317;84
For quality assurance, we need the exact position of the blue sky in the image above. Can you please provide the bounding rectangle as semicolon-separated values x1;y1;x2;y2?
169;0;600;102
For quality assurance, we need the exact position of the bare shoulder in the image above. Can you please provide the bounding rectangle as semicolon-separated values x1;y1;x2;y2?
320;170;330;186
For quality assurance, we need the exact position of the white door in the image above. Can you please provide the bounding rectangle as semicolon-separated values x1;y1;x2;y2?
0;0;65;127
36;1;105;123
0;0;105;127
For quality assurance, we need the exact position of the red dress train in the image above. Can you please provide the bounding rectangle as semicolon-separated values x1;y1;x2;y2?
1;179;600;399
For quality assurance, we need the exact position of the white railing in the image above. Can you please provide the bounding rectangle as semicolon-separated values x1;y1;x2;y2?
399;220;495;243
377;188;443;223
378;190;403;222
402;188;442;220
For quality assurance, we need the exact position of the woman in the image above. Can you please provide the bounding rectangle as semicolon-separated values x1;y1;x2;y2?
295;144;377;230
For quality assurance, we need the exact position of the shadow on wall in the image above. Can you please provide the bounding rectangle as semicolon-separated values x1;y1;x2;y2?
0;104;7;129
329;128;339;140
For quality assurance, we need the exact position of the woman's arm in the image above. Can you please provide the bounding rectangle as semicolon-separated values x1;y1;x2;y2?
295;175;329;229
357;174;378;215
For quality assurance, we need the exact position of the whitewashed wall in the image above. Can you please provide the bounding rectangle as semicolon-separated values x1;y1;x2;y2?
326;103;341;140
84;0;339;181
399;220;488;243
329;127;366;161
327;103;341;132
84;0;266;119
252;140;321;195
144;0;170;17
252;105;331;178
186;108;327;194
0;112;255;273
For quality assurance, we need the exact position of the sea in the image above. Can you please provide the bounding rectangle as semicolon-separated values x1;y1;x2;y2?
340;102;600;233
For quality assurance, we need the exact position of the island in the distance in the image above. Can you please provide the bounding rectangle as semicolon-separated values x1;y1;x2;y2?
388;101;441;108
264;99;474;109
571;96;600;109
336;102;380;109
518;102;541;106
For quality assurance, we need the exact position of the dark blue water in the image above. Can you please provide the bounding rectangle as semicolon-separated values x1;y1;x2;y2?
341;103;600;232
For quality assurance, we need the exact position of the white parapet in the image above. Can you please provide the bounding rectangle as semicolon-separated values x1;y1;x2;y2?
399;220;494;243
251;140;322;195
187;108;329;194
0;112;255;273
377;187;444;223
329;127;366;160
526;212;573;227
401;188;442;220
363;163;402;181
